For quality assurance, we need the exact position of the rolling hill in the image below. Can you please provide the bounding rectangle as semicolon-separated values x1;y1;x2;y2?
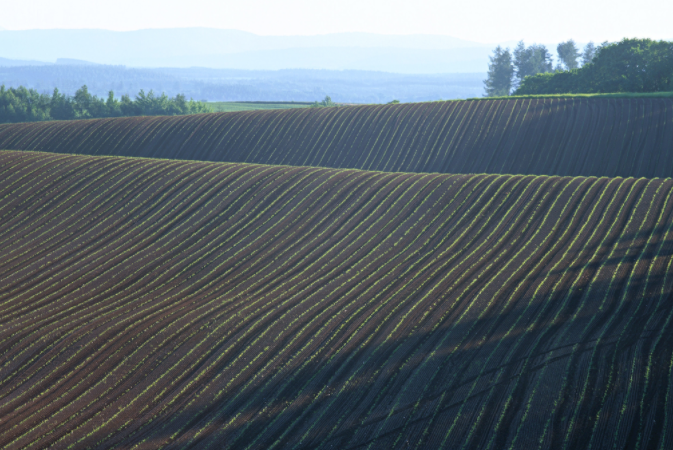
1;97;672;177
2;149;673;449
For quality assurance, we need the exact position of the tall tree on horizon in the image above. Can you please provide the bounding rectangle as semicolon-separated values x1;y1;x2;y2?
513;41;554;88
557;40;580;70
582;41;598;66
483;46;514;97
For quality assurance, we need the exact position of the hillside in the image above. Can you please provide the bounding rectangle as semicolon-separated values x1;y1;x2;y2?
2;150;673;449
1;97;672;177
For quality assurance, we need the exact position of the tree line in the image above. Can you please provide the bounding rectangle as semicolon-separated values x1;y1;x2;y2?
0;65;485;105
0;85;211;124
484;38;673;96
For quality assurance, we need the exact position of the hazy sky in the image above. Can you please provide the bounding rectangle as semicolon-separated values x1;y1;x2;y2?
1;0;670;44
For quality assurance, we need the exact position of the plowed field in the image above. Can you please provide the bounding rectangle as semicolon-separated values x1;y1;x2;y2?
1;97;672;177
2;150;673;449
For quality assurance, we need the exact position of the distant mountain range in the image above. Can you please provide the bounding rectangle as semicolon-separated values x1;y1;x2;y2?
0;28;498;73
0;57;51;67
0;64;486;103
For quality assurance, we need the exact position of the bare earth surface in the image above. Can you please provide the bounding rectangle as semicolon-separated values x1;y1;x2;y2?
1;98;672;178
1;150;673;449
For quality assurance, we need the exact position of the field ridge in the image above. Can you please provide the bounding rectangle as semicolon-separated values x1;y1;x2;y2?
1;150;673;449
1;97;672;178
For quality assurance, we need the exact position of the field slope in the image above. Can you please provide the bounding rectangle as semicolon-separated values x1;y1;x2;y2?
2;150;673;449
0;97;672;178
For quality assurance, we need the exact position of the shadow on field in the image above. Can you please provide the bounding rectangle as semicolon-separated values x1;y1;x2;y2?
93;262;673;450
472;98;668;179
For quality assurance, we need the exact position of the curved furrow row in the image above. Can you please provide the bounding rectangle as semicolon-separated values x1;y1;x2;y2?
1;98;672;178
1;150;673;449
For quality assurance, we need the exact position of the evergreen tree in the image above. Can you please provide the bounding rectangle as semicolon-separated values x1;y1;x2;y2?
582;42;597;66
557;40;580;70
483;46;514;97
530;44;554;73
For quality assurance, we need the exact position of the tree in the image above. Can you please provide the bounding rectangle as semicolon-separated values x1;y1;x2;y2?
513;41;554;88
0;85;50;123
557;40;580;70
483;46;514;97
105;91;122;117
0;84;212;124
514;38;673;95
309;95;337;108
119;93;140;116
532;44;553;74
581;42;597;66
587;38;673;92
50;88;75;121
72;85;109;119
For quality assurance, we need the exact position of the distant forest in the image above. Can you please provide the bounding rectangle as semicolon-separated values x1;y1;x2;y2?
0;85;210;123
484;38;673;96
0;66;485;104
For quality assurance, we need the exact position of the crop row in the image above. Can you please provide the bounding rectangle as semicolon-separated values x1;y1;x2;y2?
0;98;672;178
1;150;673;449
